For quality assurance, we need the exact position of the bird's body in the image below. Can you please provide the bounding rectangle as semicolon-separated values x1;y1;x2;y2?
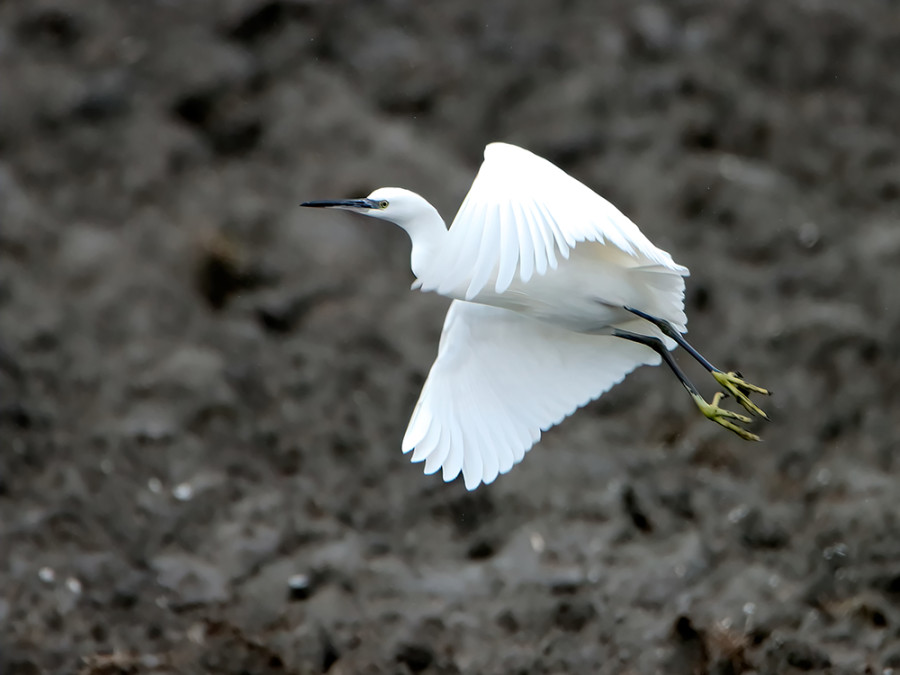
303;143;769;489
367;144;689;339
441;241;685;336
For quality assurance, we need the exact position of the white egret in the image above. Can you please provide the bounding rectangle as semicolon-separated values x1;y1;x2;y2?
302;143;769;490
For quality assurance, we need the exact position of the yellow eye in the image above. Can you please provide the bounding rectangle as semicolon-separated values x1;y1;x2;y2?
379;200;389;209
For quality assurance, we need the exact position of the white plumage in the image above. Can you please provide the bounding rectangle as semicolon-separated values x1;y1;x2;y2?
401;302;662;489
414;143;684;300
302;142;768;490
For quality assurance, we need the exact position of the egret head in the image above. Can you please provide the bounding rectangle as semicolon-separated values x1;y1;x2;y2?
302;186;446;278
302;187;434;226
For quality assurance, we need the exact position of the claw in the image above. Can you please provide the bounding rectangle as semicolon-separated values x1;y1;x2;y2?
712;370;770;419
692;392;761;442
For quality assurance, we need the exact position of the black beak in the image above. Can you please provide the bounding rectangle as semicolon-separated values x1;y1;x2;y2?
300;199;379;209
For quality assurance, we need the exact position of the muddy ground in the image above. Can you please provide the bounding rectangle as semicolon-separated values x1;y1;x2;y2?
2;1;900;673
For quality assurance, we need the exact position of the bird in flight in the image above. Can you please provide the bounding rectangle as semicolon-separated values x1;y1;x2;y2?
302;143;769;490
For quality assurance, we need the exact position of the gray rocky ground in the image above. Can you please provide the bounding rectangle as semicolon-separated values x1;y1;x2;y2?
2;1;899;673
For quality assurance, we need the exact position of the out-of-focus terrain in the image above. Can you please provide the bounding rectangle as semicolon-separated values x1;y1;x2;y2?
2;1;899;672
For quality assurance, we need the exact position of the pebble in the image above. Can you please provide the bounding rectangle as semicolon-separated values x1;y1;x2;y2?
173;482;194;501
287;573;313;601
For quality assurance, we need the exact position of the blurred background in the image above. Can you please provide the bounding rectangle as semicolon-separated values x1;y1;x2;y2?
1;0;899;673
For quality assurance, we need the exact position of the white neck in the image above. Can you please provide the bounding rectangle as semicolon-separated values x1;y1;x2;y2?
394;201;447;279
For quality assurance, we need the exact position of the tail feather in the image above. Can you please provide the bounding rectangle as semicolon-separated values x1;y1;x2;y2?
629;265;688;334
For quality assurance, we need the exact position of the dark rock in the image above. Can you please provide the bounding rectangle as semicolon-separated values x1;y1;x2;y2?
740;508;789;550
765;639;831;672
173;90;218;127
0;403;32;429
660;487;695;520
554;600;596;632
195;233;268;310
230;1;288;43
255;289;337;335
287;573;313;601
466;538;497;560
1;658;42;675
622;484;653;533
209;117;262;156
496;609;519;633
0;345;23;381
72;71;132;123
434;491;494;535
16;7;82;50
227;1;313;43
669;616;709;675
884;646;900;668
395;643;434;673
321;631;340;672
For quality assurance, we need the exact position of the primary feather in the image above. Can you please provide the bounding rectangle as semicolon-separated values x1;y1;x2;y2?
402;301;663;490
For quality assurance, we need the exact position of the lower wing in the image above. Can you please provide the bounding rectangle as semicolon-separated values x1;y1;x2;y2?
402;300;662;490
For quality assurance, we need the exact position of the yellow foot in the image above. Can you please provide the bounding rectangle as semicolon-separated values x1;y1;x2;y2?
712;370;771;419
692;392;761;442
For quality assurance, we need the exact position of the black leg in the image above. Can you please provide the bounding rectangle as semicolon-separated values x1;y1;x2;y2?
624;306;717;373
613;328;763;441
623;306;771;418
613;329;702;398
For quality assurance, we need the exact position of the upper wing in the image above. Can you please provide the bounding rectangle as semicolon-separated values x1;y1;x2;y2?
402;300;662;490
413;143;688;300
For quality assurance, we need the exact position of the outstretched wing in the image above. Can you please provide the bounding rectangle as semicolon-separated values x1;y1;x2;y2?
413;142;688;300
402;300;661;490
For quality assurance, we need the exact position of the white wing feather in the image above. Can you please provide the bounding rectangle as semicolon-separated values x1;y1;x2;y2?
415;143;687;299
402;300;662;490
